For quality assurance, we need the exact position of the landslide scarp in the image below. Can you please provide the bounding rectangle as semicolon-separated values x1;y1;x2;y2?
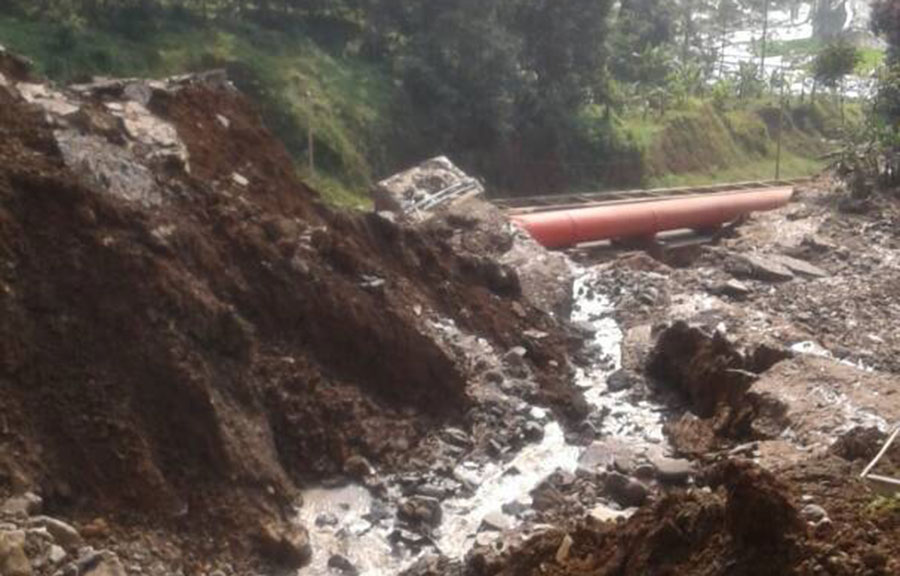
0;55;582;565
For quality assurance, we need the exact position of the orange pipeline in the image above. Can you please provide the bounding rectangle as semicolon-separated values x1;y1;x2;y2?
511;187;794;249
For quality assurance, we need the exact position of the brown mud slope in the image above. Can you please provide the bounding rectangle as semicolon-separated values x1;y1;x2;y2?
0;55;582;559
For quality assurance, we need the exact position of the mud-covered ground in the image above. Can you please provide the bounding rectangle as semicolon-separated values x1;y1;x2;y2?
2;45;900;576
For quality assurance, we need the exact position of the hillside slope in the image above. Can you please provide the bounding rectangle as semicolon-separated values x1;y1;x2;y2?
0;51;583;571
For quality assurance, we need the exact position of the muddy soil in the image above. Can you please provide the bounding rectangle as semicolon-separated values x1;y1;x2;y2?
0;55;587;574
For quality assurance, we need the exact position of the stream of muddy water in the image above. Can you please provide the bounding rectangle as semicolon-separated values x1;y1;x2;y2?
295;264;670;575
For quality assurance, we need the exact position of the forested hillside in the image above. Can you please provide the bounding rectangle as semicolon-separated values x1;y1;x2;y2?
0;0;885;202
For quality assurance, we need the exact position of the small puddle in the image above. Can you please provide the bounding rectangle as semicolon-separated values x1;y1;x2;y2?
295;485;396;575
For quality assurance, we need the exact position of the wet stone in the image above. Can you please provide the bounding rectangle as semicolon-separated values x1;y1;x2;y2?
327;554;359;575
719;279;752;299
443;428;473;448
27;516;82;549
392;528;428;547
501;499;531;517
607;369;637;392
398;496;443;527
315;512;339;527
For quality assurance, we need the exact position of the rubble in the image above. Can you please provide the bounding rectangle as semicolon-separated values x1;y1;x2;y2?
373;156;483;218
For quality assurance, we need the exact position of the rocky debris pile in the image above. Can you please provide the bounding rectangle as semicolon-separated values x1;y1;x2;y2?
373;156;483;217
0;52;588;572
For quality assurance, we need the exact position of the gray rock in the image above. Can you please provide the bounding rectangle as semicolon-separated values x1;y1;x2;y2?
315;513;339;527
1;492;43;517
606;370;636;392
28;516;83;548
771;254;828;278
474;532;496;548
731;253;795;282
392;528;428;546
719;279;752;299
0;530;32;576
647;455;695;484
373;156;483;216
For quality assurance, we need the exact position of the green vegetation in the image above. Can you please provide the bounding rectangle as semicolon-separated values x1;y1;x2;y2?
857;47;887;76
0;0;883;203
613;99;837;189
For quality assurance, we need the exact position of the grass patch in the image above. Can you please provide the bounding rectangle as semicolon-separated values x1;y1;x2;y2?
857;47;886;75
614;99;840;189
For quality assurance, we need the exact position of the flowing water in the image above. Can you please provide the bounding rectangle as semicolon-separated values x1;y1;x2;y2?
295;263;669;575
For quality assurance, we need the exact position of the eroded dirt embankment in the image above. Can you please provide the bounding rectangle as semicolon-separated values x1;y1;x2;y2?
0;50;585;573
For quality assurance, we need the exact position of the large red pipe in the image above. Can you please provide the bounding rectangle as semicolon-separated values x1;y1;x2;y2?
511;187;794;249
